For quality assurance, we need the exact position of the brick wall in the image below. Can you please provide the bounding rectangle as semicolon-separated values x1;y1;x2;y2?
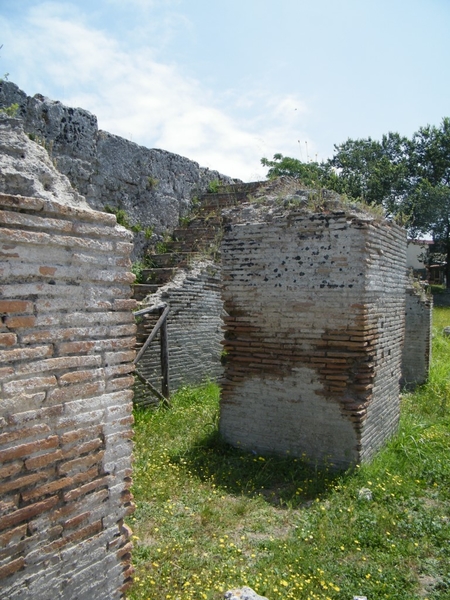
219;203;406;469
134;262;223;405
0;193;136;598
401;284;433;389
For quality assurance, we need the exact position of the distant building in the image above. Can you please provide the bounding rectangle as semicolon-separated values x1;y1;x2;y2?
407;239;446;284
407;239;431;277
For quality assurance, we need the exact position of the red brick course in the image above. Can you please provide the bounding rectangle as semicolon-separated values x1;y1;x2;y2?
0;557;25;579
0;333;17;347
4;315;36;329
0;496;59;531
0;436;59;463
0;192;135;597
0;300;34;314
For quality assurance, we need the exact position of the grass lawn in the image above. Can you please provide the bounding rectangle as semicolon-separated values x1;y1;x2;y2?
126;307;450;600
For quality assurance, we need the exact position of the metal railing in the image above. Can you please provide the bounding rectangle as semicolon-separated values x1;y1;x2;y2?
133;303;170;407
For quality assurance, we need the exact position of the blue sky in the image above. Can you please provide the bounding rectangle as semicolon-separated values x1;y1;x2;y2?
1;0;449;180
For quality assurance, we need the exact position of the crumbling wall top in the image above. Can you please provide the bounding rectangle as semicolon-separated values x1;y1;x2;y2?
222;177;387;228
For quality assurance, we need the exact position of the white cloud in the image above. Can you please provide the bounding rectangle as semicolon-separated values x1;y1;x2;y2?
2;2;314;181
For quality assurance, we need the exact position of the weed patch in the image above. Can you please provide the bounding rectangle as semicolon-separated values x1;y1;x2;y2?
207;179;221;193
127;310;450;599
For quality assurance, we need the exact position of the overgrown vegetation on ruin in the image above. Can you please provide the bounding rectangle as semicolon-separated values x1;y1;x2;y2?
262;117;450;288
104;204;154;238
127;308;450;600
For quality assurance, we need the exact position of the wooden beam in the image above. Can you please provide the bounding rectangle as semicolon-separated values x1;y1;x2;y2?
135;369;170;408
133;304;170;365
160;315;170;402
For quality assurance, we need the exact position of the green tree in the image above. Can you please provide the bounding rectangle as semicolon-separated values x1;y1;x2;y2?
404;119;450;285
329;132;410;213
262;118;450;286
409;118;450;187
260;153;340;190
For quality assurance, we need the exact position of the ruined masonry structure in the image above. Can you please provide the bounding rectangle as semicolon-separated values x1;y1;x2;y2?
134;262;223;405
220;203;407;468
0;81;235;262
0;193;136;598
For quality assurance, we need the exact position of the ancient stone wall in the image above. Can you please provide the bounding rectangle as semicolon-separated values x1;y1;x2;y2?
0;81;235;260
220;201;406;469
134;262;223;405
0;192;136;599
402;285;433;389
